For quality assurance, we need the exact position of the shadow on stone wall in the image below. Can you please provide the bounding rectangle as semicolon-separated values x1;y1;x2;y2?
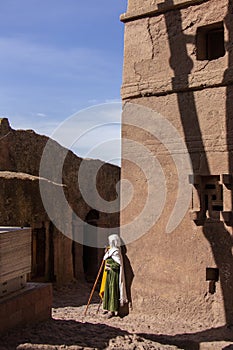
120;238;134;317
159;0;233;327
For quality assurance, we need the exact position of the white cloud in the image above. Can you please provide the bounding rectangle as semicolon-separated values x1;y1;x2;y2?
104;98;122;103
36;113;47;118
87;99;99;104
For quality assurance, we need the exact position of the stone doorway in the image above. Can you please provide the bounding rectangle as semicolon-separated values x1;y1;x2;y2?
31;227;46;279
31;222;55;282
83;210;99;282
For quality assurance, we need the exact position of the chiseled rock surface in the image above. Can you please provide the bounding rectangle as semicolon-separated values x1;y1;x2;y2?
0;118;120;284
120;0;233;331
122;0;230;99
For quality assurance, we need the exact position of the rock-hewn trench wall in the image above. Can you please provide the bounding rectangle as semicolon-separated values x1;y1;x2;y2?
0;119;120;284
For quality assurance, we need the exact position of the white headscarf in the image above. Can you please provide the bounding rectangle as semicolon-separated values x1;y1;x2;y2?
108;234;121;248
104;234;121;264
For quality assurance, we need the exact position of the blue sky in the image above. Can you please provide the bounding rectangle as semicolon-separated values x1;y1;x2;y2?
0;1;127;165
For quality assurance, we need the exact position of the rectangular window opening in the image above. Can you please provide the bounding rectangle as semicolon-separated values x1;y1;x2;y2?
206;267;219;282
196;22;225;61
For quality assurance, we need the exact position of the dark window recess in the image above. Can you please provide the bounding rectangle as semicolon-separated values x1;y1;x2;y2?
196;22;225;61
206;267;219;294
202;175;223;215
212;205;223;211
206;267;219;282
205;184;216;190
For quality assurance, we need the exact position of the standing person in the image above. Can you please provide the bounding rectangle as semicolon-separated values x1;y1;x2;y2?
102;234;127;318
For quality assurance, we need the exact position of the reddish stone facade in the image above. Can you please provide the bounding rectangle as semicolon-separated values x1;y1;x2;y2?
121;0;233;326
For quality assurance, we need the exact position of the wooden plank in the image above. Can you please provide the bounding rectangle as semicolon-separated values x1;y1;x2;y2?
0;228;32;283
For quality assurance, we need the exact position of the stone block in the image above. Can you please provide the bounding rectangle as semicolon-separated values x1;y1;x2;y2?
0;283;52;334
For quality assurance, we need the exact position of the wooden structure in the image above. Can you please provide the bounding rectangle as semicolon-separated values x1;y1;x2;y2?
0;227;31;297
0;227;52;334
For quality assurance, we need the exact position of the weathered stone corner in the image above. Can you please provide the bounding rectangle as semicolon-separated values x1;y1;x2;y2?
0;118;11;136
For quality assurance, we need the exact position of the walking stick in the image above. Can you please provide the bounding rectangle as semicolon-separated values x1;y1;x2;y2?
84;259;105;316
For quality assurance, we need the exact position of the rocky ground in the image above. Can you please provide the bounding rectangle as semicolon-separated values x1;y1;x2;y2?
1;281;233;350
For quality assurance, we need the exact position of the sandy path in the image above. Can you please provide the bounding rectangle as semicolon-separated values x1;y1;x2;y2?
1;282;233;350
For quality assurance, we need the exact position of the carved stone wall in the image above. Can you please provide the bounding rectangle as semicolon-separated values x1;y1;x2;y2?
121;0;233;327
122;0;229;99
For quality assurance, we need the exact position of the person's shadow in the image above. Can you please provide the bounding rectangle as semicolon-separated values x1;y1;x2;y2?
119;238;134;317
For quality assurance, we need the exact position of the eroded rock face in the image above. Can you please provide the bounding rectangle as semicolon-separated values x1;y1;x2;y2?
121;0;233;327
0;120;120;224
0;120;120;284
0;118;11;136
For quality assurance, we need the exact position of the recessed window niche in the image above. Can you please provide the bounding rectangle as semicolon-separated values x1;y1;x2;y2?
196;22;225;61
189;175;225;225
206;267;219;294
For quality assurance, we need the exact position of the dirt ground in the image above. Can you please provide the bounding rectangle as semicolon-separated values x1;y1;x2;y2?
1;281;233;350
